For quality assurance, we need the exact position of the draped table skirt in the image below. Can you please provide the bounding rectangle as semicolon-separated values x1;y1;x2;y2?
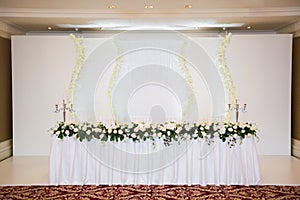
49;136;260;185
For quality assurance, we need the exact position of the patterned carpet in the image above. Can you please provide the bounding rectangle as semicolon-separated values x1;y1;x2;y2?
0;185;299;200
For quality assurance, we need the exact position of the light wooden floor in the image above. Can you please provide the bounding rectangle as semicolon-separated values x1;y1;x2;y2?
0;155;300;186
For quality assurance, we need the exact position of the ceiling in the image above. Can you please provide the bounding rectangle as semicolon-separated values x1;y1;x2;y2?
0;0;300;34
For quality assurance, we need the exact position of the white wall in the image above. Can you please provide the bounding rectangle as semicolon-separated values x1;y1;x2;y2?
12;34;292;156
12;36;76;155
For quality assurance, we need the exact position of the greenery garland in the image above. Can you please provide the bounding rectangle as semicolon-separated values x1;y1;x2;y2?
49;121;258;148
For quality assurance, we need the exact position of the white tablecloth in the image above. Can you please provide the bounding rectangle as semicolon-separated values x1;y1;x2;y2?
49;136;260;185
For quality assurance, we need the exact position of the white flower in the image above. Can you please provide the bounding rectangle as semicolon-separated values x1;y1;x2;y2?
228;127;233;132
167;131;171;136
233;125;238;129
134;127;139;132
65;130;70;135
82;126;87;131
183;133;188;138
233;134;238;138
194;129;198;134
56;130;60;134
131;133;136;138
86;130;91;135
74;128;78;132
157;132;162;137
200;127;204;131
118;129;123;134
128;123;133;129
108;129;112;134
144;132;149;137
202;132;207;137
205;125;210;130
241;129;245;133
193;133;198;138
113;130;117;134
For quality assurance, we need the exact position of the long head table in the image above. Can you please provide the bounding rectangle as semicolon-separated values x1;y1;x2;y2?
49;135;260;185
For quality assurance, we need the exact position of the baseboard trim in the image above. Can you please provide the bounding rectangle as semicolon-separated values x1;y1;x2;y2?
0;139;12;161
292;138;300;159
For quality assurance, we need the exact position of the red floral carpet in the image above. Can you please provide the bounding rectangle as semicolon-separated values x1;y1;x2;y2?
0;185;299;200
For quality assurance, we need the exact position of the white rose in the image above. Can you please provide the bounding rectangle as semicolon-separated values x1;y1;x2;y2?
241;130;245;133
118;129;123;134
128;124;133;129
205;125;210;130
233;125;238;129
167;131;171;136
113;130;117;134
228;128;233;132
65;130;70;135
200;127;204;131
86;130;91;135
108;129;112;134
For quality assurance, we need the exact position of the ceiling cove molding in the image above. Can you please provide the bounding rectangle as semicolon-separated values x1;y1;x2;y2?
0;20;25;37
277;20;300;35
0;7;300;18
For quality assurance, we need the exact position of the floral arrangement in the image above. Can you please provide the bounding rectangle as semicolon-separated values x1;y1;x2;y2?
49;121;258;147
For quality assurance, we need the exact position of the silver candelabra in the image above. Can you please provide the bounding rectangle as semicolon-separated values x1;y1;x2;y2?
55;99;74;122
227;99;247;122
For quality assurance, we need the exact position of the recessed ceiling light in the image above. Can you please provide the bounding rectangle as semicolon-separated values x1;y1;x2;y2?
222;27;226;31
107;5;116;9
144;5;154;9
75;28;79;31
47;26;52;30
184;4;192;9
247;26;252;29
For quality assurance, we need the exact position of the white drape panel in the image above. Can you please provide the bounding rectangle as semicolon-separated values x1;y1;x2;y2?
73;32;227;123
49;136;260;185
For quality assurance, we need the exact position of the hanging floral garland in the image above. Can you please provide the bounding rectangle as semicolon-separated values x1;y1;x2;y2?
67;34;85;123
107;37;122;121
217;33;236;121
179;38;195;118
